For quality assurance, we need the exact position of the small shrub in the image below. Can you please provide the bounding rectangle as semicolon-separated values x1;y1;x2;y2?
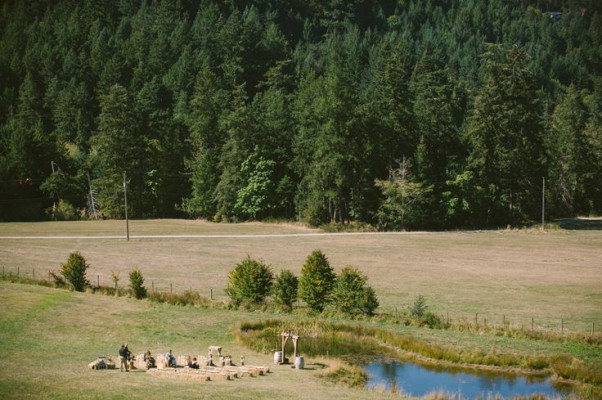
110;271;120;294
421;311;444;329
147;290;211;307
129;269;147;299
49;270;66;287
410;294;428;318
60;252;90;292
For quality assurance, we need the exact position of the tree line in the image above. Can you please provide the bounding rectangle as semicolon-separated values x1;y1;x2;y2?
1;0;600;228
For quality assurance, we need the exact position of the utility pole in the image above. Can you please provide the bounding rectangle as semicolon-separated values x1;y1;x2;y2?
123;172;129;241
50;161;61;219
87;173;98;219
541;177;545;230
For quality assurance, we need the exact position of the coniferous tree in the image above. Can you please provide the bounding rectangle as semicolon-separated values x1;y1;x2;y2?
90;84;140;218
465;44;544;225
0;0;601;224
298;250;336;313
273;269;298;311
547;85;588;215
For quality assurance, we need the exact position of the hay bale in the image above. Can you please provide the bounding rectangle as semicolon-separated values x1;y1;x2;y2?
155;357;168;369
196;356;211;366
88;356;116;370
147;368;210;382
176;355;190;367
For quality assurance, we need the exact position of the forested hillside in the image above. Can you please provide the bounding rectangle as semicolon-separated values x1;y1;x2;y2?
1;0;600;228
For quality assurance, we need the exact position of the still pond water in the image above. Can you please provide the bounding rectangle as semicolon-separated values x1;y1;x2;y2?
364;360;572;399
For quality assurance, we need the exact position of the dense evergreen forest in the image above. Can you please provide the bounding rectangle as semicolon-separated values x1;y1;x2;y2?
1;0;601;229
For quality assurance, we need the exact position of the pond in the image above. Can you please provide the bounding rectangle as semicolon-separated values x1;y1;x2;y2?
364;360;573;399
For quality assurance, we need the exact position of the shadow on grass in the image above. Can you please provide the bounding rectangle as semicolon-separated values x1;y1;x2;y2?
555;218;602;230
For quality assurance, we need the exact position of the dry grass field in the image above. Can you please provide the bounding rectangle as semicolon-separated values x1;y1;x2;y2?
1;219;600;332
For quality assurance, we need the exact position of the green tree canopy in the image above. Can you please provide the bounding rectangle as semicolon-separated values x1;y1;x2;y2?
225;255;274;307
332;266;379;316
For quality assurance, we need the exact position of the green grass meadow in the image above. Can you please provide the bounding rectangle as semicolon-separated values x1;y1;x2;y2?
0;220;601;399
0;282;406;400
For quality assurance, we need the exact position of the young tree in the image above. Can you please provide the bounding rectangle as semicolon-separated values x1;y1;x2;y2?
225;256;274;307
273;269;298;311
410;294;428;318
332;266;379;316
375;157;433;230
60;251;90;292
298;250;336;312
129;269;147;299
234;148;277;219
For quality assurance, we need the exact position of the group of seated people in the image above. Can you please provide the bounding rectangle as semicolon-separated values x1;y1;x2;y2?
185;356;200;369
138;349;244;369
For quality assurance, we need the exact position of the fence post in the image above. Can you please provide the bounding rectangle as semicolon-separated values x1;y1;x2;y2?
593;322;595;335
33;268;35;280
152;281;154;291
170;283;172;293
210;289;213;300
17;266;19;277
475;313;478;326
561;319;563;334
531;317;534;331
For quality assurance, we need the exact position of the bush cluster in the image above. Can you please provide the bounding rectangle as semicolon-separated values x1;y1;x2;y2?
225;250;379;317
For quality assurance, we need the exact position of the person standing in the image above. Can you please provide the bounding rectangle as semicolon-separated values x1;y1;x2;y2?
124;344;131;370
118;344;128;372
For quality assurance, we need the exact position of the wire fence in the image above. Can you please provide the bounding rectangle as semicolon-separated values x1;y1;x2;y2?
1;264;599;337
0;265;226;301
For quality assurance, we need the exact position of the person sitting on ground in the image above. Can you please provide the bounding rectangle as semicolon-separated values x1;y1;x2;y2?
186;356;199;369
144;350;154;368
167;350;176;367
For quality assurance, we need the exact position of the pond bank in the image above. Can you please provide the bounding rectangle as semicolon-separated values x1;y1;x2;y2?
236;319;601;399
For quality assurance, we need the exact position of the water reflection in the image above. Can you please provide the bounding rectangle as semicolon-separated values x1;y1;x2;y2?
364;360;572;399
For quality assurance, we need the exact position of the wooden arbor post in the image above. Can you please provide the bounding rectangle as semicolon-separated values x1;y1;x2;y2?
281;332;300;364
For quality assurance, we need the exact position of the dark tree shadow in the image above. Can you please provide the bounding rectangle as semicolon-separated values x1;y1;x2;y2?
554;218;602;230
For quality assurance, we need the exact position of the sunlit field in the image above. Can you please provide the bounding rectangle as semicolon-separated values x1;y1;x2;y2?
1;220;601;399
1;220;600;333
